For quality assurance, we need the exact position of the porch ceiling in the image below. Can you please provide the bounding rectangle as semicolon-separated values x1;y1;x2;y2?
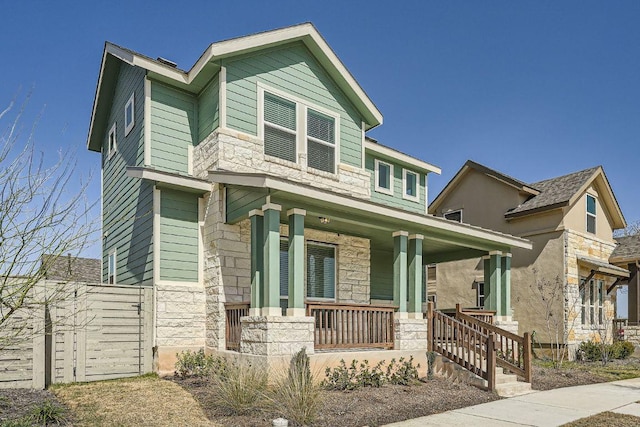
212;171;531;263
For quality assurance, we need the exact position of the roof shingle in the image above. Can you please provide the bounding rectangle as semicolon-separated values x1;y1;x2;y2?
611;234;640;262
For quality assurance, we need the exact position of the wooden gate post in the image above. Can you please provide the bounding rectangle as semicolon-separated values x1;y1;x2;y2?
523;332;532;383
486;332;496;392
427;302;434;351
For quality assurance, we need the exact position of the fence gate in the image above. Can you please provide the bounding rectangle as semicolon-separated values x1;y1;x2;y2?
47;284;153;385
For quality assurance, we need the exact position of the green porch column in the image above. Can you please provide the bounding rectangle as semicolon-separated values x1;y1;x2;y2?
249;209;264;316
486;251;502;313
287;208;306;317
501;253;512;318
262;202;282;316
393;231;409;317
408;234;424;318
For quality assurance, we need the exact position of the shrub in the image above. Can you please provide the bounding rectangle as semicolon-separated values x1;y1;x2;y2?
209;359;268;415
577;340;635;363
270;348;323;426
577;340;602;362
174;349;224;378
386;356;420;385
29;400;66;425
611;341;635;360
323;356;420;390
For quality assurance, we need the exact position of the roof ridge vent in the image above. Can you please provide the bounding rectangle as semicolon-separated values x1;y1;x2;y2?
157;57;178;68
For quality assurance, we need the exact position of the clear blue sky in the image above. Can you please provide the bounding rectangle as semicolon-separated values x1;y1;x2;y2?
2;0;639;264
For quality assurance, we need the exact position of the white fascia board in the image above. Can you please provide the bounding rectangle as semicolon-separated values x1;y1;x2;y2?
208;171;531;250
365;140;441;175
86;47;109;151
105;43;188;84
127;167;211;192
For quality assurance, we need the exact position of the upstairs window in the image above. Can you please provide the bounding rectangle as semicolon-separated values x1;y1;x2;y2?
444;210;462;223
108;124;117;159
307;109;335;173
374;159;393;195
125;93;135;135
264;92;297;163
403;169;419;202
586;194;596;234
107;251;117;284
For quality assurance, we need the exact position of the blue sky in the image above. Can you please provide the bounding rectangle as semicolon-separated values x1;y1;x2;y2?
2;0;639;271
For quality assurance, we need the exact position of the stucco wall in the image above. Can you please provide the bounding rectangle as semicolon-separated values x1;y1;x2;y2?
563;185;616;243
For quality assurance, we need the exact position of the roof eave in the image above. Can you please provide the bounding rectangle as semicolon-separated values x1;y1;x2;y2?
504;202;568;220
364;140;441;174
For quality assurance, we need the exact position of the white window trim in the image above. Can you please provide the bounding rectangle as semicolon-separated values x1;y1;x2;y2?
108;123;117;159
257;82;341;174
580;277;604;325
444;209;463;223
586;194;597;234
107;250;117;285
476;281;485;308
305;241;337;302
374;159;394;195
125;93;135;136
402;168;420;202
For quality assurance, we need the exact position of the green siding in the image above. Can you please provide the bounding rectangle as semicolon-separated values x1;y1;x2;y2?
150;81;197;174
365;153;427;214
371;249;393;300
160;189;199;282
198;75;219;142
226;187;268;223
225;43;364;167
102;63;154;285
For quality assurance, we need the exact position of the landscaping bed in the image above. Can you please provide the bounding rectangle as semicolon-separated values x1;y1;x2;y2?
0;389;69;426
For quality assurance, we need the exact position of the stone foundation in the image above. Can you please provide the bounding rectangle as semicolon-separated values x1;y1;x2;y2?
394;318;428;351
240;316;315;356
623;325;640;353
495;319;519;335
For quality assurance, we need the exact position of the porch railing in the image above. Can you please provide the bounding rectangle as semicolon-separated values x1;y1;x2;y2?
225;302;250;351
440;307;496;324
427;302;496;391
614;318;628;341
306;302;395;350
453;304;531;383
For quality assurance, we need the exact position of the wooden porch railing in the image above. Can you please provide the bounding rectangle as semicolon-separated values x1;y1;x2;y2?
614;318;628;341
306;302;395;350
453;304;531;383
224;302;250;351
427;302;496;391
440;307;496;324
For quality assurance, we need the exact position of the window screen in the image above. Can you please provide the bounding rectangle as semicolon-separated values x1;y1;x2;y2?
264;93;297;162
279;240;289;314
307;244;336;299
307;110;335;173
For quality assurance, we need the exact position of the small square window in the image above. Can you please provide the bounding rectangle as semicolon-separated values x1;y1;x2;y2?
374;159;393;195
125;93;135;135
108;123;117;159
107;251;117;284
586;194;596;234
403;169;419;202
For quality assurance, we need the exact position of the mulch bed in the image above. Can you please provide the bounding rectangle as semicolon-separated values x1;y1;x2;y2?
0;389;69;425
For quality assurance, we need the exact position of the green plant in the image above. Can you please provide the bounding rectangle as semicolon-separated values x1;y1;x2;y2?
0;418;33;427
577;340;635;363
386;356;420;385
270;348;322;426
174;349;224;378
577;340;602;362
323;356;420;390
426;351;437;380
610;341;635;360
209;359;268;415
322;359;359;390
29;400;66;425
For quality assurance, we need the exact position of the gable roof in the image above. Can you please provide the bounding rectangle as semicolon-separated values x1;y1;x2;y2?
87;23;383;152
611;234;640;263
430;161;626;229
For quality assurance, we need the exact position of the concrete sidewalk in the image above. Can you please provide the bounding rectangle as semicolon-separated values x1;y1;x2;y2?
384;377;640;427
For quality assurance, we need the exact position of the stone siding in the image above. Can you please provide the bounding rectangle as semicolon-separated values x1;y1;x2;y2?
193;128;371;199
394;318;428;351
155;282;206;348
240;316;315;356
623;325;640;351
564;229;617;350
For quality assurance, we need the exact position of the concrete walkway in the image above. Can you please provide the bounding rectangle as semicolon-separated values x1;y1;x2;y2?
384;377;640;427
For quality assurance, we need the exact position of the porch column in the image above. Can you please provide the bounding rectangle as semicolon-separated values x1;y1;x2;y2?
262;202;282;316
249;209;264;316
500;253;512;318
287;208;306;317
485;251;502;313
393;231;408;318
408;234;424;318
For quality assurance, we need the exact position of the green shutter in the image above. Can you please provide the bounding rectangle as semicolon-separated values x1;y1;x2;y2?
307;244;335;299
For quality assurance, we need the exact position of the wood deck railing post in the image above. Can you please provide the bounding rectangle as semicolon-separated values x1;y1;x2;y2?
427;302;434;351
486;332;496;391
523;332;532;383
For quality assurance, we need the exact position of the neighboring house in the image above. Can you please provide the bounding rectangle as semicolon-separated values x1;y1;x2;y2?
429;160;628;353
610;234;640;325
86;24;531;373
41;254;101;283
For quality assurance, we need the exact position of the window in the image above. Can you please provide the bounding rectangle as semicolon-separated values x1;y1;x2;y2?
374;159;393;195
107;251;116;284
403;169;419;201
580;278;604;325
586;194;596;234
260;86;339;174
306;243;336;300
444;210;462;223
108;123;117;158
476;281;485;308
307;109;336;173
279;239;289;315
125;93;135;135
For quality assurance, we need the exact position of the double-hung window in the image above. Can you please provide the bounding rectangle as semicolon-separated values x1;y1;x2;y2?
108;124;117;159
307;109;336;173
586;194;596;234
107;251;117;284
403;169;419;202
374;159;393;194
476;282;485;308
580;278;604;325
125;93;135;135
263;92;297;163
307;243;336;300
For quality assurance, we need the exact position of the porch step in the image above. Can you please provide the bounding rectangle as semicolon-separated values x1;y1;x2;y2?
495;380;533;397
495;371;518;384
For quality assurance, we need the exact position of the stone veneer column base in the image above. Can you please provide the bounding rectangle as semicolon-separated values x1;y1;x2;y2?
624;325;640;354
494;319;519;336
394;318;428;351
240;316;315;356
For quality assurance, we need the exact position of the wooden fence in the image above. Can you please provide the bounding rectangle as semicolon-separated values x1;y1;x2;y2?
225;303;250;351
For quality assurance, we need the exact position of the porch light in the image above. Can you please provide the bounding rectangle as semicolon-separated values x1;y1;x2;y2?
319;217;330;224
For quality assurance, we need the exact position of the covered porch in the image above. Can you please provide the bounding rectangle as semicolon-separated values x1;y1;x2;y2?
211;171;531;356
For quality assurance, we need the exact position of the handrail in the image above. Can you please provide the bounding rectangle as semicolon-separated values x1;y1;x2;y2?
224;302;250;351
454;304;531;383
306;302;395;350
441;307;495;324
427;302;496;391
